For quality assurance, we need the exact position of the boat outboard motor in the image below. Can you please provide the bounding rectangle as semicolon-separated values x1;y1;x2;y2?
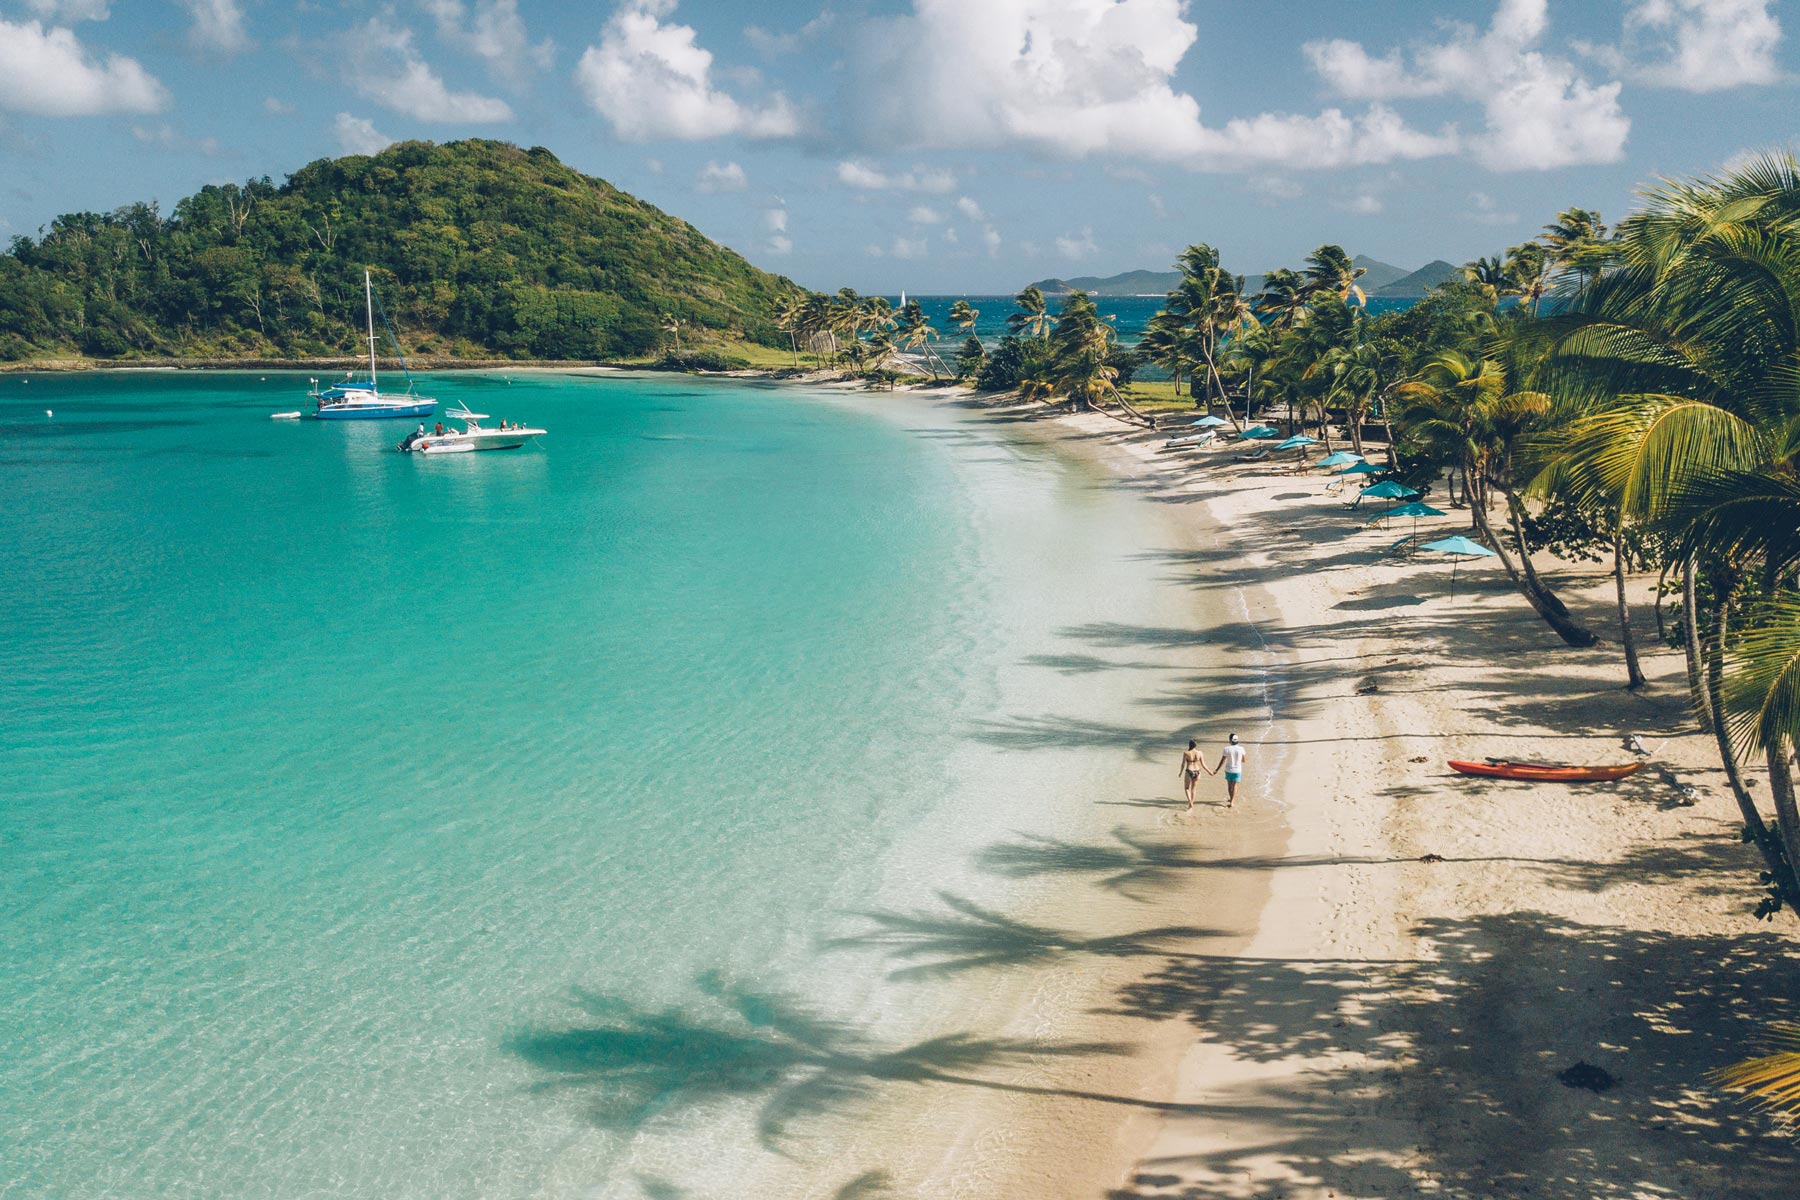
399;424;426;452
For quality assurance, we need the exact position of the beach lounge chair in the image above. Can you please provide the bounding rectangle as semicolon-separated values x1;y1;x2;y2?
1234;447;1270;463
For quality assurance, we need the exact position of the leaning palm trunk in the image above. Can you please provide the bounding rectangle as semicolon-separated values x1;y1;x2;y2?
1502;487;1580;624
1612;519;1646;689
1766;737;1800;910
1468;483;1599;646
1682;561;1711;723
1702;602;1799;910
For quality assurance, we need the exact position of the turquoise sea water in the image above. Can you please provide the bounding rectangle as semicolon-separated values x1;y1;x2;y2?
0;371;1209;1197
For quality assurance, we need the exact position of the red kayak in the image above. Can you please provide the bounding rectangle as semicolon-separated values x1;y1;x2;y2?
1449;759;1644;783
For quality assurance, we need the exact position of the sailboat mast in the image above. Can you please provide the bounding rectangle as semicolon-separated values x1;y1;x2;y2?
365;270;378;393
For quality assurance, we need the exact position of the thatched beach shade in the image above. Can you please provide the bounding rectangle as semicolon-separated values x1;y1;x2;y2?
1191;415;1229;427
1421;534;1498;597
1368;499;1445;535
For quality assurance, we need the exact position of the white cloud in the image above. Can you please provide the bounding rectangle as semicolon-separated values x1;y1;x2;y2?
182;0;250;54
835;160;955;192
982;226;1001;256
131;123;223;155
334;112;395;156
1055;227;1098;260
423;0;553;86
847;0;1453;171
891;235;928;260
1469;190;1520;225
906;205;942;224
767;233;793;255
1305;0;1628;171
764;205;788;232
25;0;109;21
1621;0;1783;91
943;227;959;244
745;10;834;56
576;0;798;141
645;156;664;173
954;195;984;220
1341;192;1383;215
264;96;295;116
1147;192;1166;219
345;17;512;122
694;160;747;191
0;19;167;116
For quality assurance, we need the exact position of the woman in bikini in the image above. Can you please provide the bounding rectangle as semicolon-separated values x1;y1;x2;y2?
1178;738;1211;810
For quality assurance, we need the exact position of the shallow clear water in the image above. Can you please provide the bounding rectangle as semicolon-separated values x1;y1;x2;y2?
0;371;1201;1197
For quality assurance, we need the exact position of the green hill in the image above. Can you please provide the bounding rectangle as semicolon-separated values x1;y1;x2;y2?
1373;259;1461;299
0;139;795;363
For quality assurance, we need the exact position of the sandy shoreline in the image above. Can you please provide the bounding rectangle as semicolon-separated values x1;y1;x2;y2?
949;393;1798;1199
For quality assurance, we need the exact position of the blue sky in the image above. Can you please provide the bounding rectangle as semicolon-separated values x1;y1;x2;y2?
0;0;1795;292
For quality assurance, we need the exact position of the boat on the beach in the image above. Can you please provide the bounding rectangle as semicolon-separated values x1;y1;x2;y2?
1448;759;1644;783
308;271;436;420
1164;431;1216;449
398;405;543;454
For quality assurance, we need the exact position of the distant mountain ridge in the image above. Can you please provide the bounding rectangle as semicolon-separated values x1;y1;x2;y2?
1371;260;1461;298
1025;253;1418;299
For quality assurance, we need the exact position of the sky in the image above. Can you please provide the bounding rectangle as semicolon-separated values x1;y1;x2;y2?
0;0;1796;293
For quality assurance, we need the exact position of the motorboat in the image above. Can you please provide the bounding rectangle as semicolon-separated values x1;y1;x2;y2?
270;411;302;420
308;271;437;420
398;406;543;454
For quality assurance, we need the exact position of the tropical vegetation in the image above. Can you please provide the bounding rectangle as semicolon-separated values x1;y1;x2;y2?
0;139;795;362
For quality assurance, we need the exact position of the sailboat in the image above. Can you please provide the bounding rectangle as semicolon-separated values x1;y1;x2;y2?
308;271;437;420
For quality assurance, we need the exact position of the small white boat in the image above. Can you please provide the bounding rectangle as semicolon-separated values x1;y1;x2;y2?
398;406;543;454
270;411;303;420
1163;431;1216;449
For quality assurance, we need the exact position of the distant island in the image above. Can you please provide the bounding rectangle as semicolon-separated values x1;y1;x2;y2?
0;139;795;364
1026;254;1458;300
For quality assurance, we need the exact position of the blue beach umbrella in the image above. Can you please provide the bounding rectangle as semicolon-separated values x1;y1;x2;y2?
1242;424;1281;439
1367;499;1446;534
1421;534;1499;597
1274;434;1317;451
1358;480;1420;503
1333;460;1381;477
1315;451;1364;468
1190;415;1229;427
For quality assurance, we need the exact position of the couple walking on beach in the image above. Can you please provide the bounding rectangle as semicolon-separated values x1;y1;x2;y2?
1180;735;1245;810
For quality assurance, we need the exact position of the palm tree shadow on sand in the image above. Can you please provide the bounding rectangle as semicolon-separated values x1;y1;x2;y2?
503;968;1196;1155
822;891;1222;979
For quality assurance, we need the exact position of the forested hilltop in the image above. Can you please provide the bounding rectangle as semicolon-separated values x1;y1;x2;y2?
0;139;793;363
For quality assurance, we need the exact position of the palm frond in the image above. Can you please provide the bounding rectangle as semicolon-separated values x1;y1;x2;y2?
1714;1022;1800;1116
1724;597;1800;753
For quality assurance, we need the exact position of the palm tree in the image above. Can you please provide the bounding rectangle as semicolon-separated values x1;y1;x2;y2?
1461;256;1511;304
1504;241;1551;315
1254;268;1309;330
1304;244;1367;306
1007;286;1051;339
1540;155;1800;908
773;292;805;367
948;299;979;341
1395;341;1598;647
1138;310;1195;397
896;299;944;381
1048;291;1149;424
1540;207;1608;295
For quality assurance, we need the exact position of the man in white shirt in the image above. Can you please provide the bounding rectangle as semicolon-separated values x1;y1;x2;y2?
1215;734;1247;807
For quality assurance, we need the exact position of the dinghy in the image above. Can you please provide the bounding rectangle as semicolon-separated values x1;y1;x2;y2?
1448;759;1643;783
